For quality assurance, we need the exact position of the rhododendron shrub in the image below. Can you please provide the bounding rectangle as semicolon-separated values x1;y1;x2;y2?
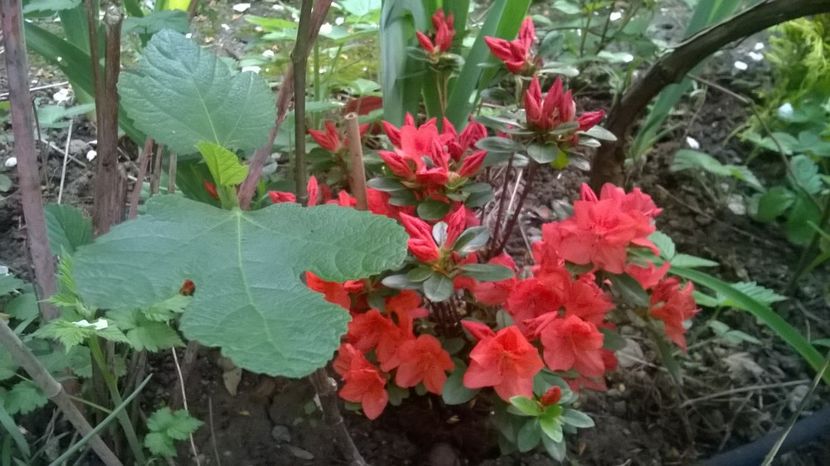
283;11;700;461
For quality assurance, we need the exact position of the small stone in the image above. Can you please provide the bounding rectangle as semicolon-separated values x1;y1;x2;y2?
232;2;250;12
286;445;314;461
85;150;97;162
4;157;17;168
271;425;291;444
69;139;88;155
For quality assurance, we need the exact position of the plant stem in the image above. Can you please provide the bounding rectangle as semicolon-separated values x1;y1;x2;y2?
88;338;146;464
293;0;314;205
345;113;368;210
128;138;153;219
595;2;614;54
0;320;122;466
493;163;537;255
150;144;164;195
488;153;515;257
237;0;333;209
167;152;177;194
1;0;59;320
309;370;368;466
91;5;126;235
579;6;593;58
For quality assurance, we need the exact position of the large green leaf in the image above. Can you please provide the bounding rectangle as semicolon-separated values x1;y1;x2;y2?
119;30;277;155
45;203;93;257
71;196;408;376
380;0;427;125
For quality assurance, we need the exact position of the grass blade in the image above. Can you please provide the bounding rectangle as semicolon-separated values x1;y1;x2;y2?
0;404;30;459
671;266;829;385
380;0;427;125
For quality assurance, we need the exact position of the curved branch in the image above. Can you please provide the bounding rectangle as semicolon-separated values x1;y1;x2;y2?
589;0;830;188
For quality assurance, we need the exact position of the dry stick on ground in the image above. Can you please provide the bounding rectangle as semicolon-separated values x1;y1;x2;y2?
236;0;333;209
588;0;830;189
0;320;123;466
128;138;153;219
91;5;126;234
1;0;58;320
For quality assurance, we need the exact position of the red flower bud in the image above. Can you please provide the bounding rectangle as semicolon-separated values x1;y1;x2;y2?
540;386;562;406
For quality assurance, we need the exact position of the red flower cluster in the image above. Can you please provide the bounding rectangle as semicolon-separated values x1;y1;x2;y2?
417;10;455;56
485;17;537;75
379;115;488;203
524;77;604;135
649;277;699;350
308;120;369;154
540;183;661;274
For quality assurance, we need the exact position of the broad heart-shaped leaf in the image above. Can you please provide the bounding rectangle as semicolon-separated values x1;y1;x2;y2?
119;30;277;155
197;142;248;187
71;196;408;377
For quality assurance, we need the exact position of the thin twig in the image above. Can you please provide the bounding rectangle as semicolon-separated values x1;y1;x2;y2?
680;379;810;408
0;319;122;466
0;81;69;100
1;0;58;319
58;118;74;204
344;113;368;210
171;348;200;465
128;138;153;219
761;350;830;465
494;163;537;255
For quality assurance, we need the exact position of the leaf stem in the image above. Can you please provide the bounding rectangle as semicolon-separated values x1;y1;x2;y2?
88;337;146;464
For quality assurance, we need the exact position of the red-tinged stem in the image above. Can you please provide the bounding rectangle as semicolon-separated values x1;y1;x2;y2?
237;0;333;209
493;162;537;256
344;113;368;210
1;0;58;320
488;153;515;258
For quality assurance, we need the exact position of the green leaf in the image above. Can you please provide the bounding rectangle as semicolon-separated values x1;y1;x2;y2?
380;0;426;124
147;407;202;440
508;396;542;416
423;273;453;302
539;415;563;442
71;196;408;377
670;254;718;268
123;10;189;36
367;177;407;192
120;30;277;154
560;408;594;428
6;293;38;322
671;150;762;191
416;200;451;221
790;155;822;194
0;351;16;381
144;295;192;322
607;273;649;308
442;362;479;405
22;0;80;14
35;319;92;350
0;174;11;193
541;433;567;461
722;282;787;307
458;264;514;282
785;194;821;245
45;204;93;257
338;0;381;17
144;432;176;458
649;231;675;260
476;136;520;153
4;382;47;416
453;226;489;254
516;419;541;452
579;125;616;141
600;327;626;351
197;142;248;187
0;403;30;459
671;266;830;385
754;187;795;222
526;143;560;164
106;309;183;351
406;266;433;283
0;275;24;298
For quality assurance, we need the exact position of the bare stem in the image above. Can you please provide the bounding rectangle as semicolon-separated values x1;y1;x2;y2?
344;113;368;210
128;138;153;219
0;319;122;466
493;163;537;255
1;0;58;319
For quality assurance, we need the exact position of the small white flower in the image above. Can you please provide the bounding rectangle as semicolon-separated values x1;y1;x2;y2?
4;157;17;168
609;11;623;21
74;318;109;330
777;102;794;120
86;150;97;161
220;23;231;31
232;2;250;12
319;23;333;35
733;60;748;71
262;49;275;59
56;56;63;62
242;65;262;74
335;16;345;25
185;33;193;39
686;137;700;150
748;51;764;62
620;53;634;63
754;42;765;51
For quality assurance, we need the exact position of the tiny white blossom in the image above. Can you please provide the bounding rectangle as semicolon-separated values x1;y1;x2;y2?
777;102;794;120
335;16;345;25
686;137;700;150
86;150;97;161
748;51;764;62
53;87;72;104
733;60;748;71
609;11;623;21
754;42;765;51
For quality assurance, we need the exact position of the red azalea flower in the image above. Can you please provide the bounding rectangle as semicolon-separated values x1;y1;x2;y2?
335;344;389;420
462;323;544;400
539;386;562;406
468;253;518;306
309;120;369;154
538;314;606;378
457;150;487;178
416;9;455;55
348;310;398;352
268;191;297;204
395;334;454;394
399;213;441;262
649;278;698;350
564;273;614;325
484;17;536;74
386;290;429;319
505;272;570;332
625;261;671;290
305;272;352;310
577;110;605;131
